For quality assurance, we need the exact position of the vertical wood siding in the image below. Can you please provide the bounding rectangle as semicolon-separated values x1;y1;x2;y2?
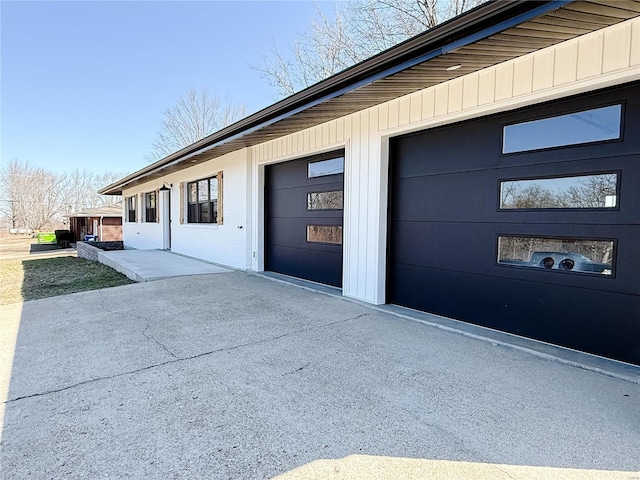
250;17;639;303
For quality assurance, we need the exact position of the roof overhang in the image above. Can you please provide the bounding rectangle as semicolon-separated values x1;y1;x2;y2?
100;0;640;195
68;213;122;218
68;204;123;218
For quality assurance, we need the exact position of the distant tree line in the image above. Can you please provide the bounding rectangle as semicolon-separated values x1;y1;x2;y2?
0;159;126;231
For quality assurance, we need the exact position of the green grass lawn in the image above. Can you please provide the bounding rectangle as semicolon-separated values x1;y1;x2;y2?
0;256;134;305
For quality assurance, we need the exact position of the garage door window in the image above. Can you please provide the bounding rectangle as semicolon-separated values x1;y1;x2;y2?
500;173;618;209
497;236;614;275
307;225;342;244
307;191;343;210
308;157;344;177
502;104;622;154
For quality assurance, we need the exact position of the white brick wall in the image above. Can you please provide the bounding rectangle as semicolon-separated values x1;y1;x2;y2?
121;148;249;269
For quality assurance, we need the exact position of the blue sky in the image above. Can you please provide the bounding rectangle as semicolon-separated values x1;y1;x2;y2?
1;1;334;176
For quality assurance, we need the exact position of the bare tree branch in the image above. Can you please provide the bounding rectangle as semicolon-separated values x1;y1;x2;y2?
147;89;247;163
255;0;486;98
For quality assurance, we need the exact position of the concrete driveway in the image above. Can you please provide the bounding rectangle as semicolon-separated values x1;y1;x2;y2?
1;272;639;479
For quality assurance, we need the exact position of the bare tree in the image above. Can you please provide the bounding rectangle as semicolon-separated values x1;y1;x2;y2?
93;171;126;206
147;89;247;162
0;159;68;230
502;184;566;209
565;174;616;208
0;159;126;230
257;0;486;97
63;169;125;212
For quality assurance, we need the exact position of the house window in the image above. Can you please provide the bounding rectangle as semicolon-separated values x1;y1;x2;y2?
125;196;136;223
502;104;622;154
144;192;157;223
187;175;218;223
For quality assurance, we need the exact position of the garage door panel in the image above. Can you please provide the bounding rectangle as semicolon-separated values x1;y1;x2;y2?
392;122;501;178
391;171;498;223
267;175;345;191
391;221;638;295
390;222;497;273
393;154;639;224
389;263;640;364
266;152;344;190
267;184;343;219
268;217;343;251
394;124;636;178
394;86;640;180
267;245;342;287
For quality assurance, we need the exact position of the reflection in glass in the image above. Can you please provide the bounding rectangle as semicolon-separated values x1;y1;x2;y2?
146;192;156;209
307;191;343;210
145;192;157;222
198;180;209;201
187;175;218;223
308;157;344;177
307;225;342;244
126;196;136;223
209;178;218;200
500;173;617;209
497;236;613;275
199;202;210;223
503;104;621;154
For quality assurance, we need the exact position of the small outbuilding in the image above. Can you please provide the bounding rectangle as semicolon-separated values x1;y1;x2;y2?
68;203;123;242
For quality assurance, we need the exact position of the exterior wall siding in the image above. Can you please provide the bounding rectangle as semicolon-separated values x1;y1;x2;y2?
250;17;640;304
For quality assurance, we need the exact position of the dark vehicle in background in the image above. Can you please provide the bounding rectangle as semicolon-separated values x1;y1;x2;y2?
529;251;611;274
500;251;612;274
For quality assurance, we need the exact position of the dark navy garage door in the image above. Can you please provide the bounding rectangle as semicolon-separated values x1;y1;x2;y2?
387;82;640;365
266;151;344;287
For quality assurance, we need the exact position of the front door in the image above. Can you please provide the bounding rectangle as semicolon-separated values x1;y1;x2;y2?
162;189;171;250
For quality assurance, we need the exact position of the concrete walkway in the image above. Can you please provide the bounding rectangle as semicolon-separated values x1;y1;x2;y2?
98;249;232;282
1;272;639;479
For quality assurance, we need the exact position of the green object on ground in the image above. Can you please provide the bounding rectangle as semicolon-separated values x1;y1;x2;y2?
36;232;57;243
